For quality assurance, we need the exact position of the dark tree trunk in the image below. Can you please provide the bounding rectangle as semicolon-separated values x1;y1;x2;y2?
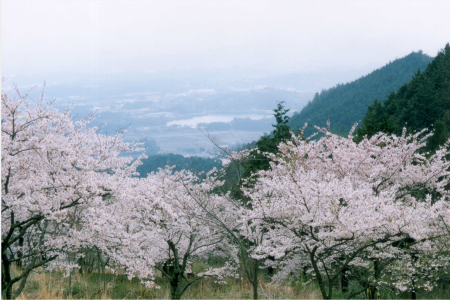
367;259;379;299
169;274;184;300
97;251;102;292
411;278;416;300
310;247;330;299
252;259;258;300
68;271;72;297
302;266;307;281
2;254;13;300
341;266;349;293
165;238;194;300
253;279;258;300
266;255;275;276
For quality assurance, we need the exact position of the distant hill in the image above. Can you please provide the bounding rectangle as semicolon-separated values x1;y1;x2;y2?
288;51;433;136
137;153;222;177
356;44;450;152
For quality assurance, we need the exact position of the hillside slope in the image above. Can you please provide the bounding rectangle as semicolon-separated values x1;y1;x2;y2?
356;44;450;151
289;51;433;136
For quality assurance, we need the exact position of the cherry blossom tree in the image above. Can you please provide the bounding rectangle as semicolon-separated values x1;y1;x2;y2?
204;136;274;300
216;148;273;300
243;124;450;299
1;87;142;299
87;167;239;299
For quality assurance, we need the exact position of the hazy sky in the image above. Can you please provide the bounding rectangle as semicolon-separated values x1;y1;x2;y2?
2;0;450;76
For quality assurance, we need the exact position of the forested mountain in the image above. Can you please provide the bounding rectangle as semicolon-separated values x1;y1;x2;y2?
289;51;433;136
356;44;450;151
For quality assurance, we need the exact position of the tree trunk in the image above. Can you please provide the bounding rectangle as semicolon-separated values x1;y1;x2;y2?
341;266;349;293
368;260;379;299
4;285;13;300
103;265;106;292
170;289;182;299
252;259;258;300
2;253;13;300
411;252;417;300
411;279;416;300
169;275;183;300
302;266;307;282
68;270;72;297
252;278;258;300
97;251;102;292
310;248;330;299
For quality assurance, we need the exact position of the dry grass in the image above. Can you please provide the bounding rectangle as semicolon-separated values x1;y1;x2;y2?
12;266;321;299
12;265;450;299
14;270;65;300
11;266;450;299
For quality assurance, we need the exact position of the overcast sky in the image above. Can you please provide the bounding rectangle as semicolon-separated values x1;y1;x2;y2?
2;0;450;76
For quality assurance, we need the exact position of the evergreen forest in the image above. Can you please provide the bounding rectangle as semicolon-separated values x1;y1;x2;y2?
356;44;450;152
289;51;433;137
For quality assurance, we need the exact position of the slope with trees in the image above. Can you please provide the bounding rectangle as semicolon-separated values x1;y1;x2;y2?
356;44;450;152
289;51;432;136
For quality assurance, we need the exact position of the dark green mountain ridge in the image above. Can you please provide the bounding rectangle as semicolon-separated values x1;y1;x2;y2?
288;51;433;136
356;44;450;151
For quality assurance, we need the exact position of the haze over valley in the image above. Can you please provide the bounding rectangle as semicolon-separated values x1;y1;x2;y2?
3;66;374;155
3;1;449;156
